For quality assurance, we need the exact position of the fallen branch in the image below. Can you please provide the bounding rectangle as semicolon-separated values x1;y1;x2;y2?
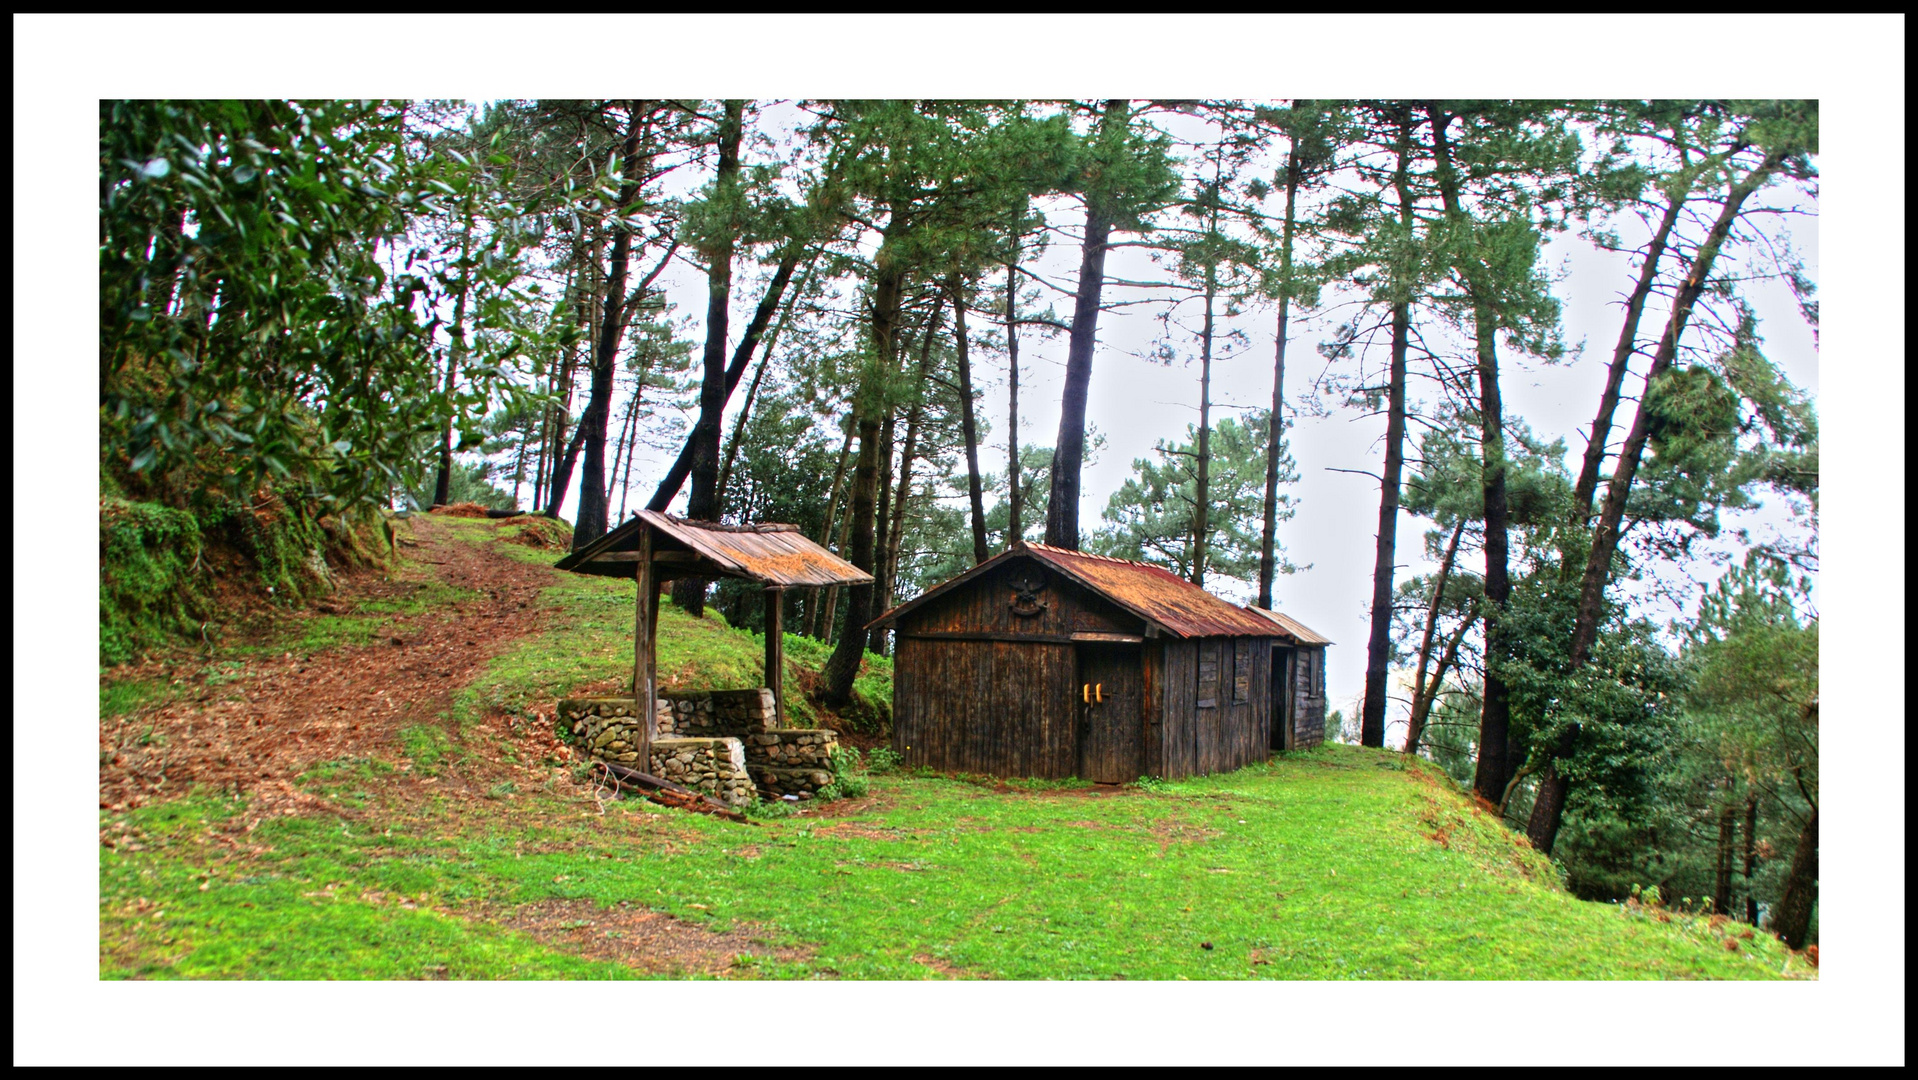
595;761;757;825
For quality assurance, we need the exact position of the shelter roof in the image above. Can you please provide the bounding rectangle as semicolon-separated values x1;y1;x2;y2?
869;542;1285;639
555;510;871;587
1243;606;1335;646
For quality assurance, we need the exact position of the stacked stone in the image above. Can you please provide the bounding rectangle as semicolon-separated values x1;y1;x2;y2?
557;691;845;802
748;729;840;800
653;689;778;739
558;698;650;766
647;738;755;806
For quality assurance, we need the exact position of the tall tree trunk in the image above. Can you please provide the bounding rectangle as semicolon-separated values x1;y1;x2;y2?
866;411;899;653
717;254;817;518
672;99;746;616
606;372;639;506
1425;105;1517;803
1772;805;1818;949
1714;783;1738;916
1570;188;1690;518
1360;109;1418;750
1529;147;1788;853
1004;257;1022;548
1402;519;1467;755
883;295;945;634
822;235;907;704
1190;243;1217;588
951;274;990;565
433;208;477;507
571;107;651;548
1259;130;1302;610
646;241;807;514
1046;98;1129;551
511;426;528;507
808;419;855;640
615;377;642;522
543;245;596;520
820;479;857;646
1743;792;1761;925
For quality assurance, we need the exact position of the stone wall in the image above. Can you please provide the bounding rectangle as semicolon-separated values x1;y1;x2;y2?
745;729;838;800
648;737;755;807
557;691;842;802
656;689;777;740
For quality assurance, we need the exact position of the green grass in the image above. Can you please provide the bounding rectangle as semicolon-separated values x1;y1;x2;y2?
97;512;1810;981
98;747;1811;980
100;676;179;718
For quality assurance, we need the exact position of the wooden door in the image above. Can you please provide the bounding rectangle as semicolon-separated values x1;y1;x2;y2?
1272;646;1294;751
1078;644;1142;782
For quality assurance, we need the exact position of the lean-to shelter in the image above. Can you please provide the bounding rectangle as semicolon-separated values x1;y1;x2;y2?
868;542;1334;782
555;510;870;742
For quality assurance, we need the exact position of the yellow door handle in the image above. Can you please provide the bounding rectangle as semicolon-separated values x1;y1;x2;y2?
1096;683;1104;703
1082;684;1090;704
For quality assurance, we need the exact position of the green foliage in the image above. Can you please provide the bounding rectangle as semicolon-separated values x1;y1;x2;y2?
1094;414;1295;588
99;99;556;509
99;486;394;665
865;746;903;774
99;497;207;665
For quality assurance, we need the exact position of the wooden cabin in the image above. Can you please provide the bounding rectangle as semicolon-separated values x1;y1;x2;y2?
869;542;1334;782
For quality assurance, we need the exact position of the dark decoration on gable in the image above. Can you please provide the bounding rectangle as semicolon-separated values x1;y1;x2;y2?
1007;568;1049;618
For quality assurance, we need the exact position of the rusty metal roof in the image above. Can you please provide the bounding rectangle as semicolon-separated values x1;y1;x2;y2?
555;509;872;587
1243;606;1335;646
870;542;1284;639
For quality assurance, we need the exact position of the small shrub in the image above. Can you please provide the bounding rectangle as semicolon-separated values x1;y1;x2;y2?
831;775;869;800
866;746;903;774
1136;775;1174;794
743;799;795;820
486;782;517;800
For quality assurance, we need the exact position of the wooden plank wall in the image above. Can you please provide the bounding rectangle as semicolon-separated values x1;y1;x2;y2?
1152;636;1272;779
903;557;1140;639
1290;647;1329;749
893;636;1077;777
1158;639;1196;778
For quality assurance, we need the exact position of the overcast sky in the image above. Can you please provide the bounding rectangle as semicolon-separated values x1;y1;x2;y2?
563;101;1822;734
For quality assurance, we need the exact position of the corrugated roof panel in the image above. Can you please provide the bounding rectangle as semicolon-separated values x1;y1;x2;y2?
555;510;871;587
1022;544;1284;638
1243;605;1335;646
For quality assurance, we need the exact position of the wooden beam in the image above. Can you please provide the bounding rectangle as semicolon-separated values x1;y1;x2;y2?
764;585;785;728
898;631;1146;645
590;550;703;564
634;526;656;765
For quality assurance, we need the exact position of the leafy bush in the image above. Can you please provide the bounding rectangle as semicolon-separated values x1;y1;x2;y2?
866;746;903;774
743;798;795;820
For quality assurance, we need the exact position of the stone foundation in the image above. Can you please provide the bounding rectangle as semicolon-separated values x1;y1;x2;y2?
648;738;755;807
657;688;778;739
557;691;841;803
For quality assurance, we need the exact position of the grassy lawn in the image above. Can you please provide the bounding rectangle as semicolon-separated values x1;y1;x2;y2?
98;746;1808;980
97;514;1809;981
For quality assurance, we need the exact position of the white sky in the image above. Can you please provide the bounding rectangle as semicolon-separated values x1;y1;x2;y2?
16;12;1903;1068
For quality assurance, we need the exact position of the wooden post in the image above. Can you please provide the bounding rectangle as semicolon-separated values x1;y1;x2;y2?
764;585;785;728
634;525;656;751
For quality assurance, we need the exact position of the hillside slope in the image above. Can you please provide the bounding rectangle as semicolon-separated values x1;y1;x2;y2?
97;514;1812;980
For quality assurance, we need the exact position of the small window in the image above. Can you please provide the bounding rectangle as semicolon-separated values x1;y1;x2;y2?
1197;642;1219;709
1233;640;1252;703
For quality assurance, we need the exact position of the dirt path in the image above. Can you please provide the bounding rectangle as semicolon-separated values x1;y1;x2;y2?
98;514;568;820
